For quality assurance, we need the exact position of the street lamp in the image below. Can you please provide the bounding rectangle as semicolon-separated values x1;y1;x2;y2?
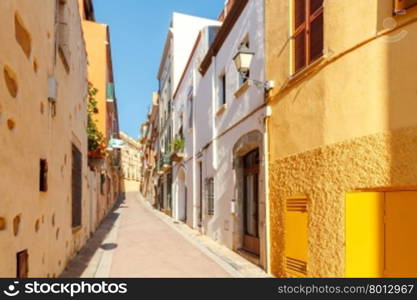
233;44;275;92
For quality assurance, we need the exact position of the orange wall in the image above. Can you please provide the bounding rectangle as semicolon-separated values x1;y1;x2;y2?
82;21;108;139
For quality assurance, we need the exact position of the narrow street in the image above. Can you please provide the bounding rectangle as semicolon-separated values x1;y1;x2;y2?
61;193;260;278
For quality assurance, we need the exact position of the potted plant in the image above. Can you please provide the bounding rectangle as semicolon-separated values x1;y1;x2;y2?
170;138;185;162
87;83;105;169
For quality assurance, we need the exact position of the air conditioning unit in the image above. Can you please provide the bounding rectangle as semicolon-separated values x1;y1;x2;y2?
48;76;57;102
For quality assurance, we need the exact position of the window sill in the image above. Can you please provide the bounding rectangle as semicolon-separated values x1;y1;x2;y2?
216;104;227;117
289;56;325;84
234;81;250;99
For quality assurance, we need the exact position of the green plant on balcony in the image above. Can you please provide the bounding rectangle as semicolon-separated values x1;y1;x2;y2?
170;137;185;162
87;82;105;159
170;138;185;153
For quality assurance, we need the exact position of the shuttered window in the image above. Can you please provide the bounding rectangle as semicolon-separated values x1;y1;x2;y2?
395;0;417;13
294;0;324;74
205;178;214;215
39;159;48;192
72;144;82;228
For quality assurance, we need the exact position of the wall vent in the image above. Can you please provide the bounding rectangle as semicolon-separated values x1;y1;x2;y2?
286;256;307;276
286;197;308;212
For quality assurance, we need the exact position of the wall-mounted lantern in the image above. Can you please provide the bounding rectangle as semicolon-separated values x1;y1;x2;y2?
233;44;275;92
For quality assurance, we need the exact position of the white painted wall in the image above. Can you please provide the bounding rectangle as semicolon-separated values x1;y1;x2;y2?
190;0;266;253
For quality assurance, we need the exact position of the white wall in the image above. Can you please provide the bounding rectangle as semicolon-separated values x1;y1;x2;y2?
192;0;266;249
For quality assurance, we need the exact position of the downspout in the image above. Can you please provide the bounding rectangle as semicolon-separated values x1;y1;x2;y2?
263;0;271;275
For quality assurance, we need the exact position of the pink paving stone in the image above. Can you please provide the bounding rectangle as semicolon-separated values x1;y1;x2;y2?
109;194;231;278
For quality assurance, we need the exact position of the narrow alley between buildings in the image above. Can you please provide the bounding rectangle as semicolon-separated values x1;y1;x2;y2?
61;193;267;278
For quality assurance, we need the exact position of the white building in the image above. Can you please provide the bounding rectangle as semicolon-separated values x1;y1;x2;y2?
156;12;221;215
172;0;268;269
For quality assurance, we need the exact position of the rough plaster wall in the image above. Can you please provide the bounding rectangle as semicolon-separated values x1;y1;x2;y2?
269;127;417;277
0;0;89;278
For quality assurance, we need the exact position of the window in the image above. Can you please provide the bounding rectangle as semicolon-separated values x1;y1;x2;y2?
71;144;82;228
218;73;226;107
293;0;324;74
395;0;417;13
39;159;48;192
17;250;29;278
56;0;70;72
100;174;105;195
205;178;214;215
187;87;193;129
285;196;308;276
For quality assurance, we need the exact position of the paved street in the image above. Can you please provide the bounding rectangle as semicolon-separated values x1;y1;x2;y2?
61;193;233;278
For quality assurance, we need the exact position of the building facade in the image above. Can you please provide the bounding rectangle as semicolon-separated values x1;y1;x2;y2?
79;0;121;230
139;92;159;205
0;0;90;277
120;132;141;192
155;12;221;216
142;0;270;271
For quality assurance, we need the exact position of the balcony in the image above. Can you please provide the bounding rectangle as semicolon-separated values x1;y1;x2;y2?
170;138;185;163
161;155;171;171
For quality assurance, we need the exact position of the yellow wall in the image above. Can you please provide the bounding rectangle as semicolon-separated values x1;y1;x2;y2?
266;0;417;277
0;0;90;277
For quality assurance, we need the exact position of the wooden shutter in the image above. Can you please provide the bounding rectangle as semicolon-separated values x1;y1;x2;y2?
17;250;29;278
72;144;82;228
294;0;307;73
309;2;324;63
39;159;48;192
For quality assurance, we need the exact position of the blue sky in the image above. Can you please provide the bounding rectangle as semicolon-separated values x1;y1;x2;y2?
93;0;225;138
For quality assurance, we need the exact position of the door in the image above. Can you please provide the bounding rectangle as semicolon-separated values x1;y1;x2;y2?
346;192;385;278
385;191;417;277
242;149;260;255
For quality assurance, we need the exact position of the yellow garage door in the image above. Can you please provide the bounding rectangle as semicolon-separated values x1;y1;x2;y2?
346;192;385;278
385;191;417;277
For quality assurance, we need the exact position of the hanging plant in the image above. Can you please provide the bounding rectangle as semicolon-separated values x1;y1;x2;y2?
87;82;105;158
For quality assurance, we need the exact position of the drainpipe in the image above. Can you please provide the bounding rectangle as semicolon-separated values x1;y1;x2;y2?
264;105;272;274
